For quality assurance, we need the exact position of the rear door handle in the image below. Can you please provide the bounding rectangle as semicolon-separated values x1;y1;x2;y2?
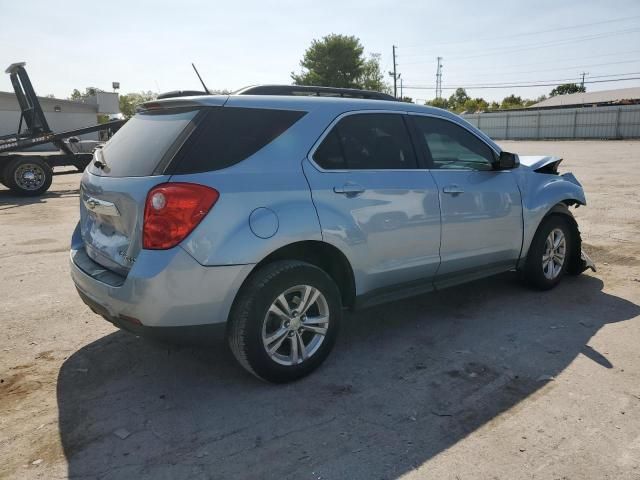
442;185;464;195
334;183;365;196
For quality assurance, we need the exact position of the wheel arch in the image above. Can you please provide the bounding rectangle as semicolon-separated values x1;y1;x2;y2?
521;201;583;274
237;240;357;310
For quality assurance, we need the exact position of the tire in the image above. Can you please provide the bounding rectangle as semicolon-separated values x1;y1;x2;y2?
0;163;9;188
228;260;342;383
523;215;573;290
5;157;53;196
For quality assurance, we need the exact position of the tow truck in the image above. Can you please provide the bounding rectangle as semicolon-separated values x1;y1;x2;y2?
0;63;126;196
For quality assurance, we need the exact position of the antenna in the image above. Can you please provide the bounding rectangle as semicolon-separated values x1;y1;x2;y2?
192;63;210;94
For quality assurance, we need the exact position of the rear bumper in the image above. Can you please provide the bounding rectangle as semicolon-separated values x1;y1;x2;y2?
70;242;254;329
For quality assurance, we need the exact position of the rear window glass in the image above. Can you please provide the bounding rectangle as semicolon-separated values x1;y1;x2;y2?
92;109;199;177
171;107;307;174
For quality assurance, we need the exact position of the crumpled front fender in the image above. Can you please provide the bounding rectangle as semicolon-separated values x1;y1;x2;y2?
517;169;587;262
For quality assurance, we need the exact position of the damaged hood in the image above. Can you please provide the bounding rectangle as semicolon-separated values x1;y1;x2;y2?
518;155;563;172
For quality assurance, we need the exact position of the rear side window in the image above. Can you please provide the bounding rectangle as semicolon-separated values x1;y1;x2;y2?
313;113;417;170
171;107;306;174
93;109;199;177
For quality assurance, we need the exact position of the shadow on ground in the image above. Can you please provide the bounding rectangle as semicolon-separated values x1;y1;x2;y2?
0;188;79;210
57;273;639;479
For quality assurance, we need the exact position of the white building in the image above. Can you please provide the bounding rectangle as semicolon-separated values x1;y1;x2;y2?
0;91;121;144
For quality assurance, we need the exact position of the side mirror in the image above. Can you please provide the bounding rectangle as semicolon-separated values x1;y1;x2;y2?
497;151;519;170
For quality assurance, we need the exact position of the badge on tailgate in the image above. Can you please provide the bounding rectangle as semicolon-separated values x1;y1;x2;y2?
83;196;121;217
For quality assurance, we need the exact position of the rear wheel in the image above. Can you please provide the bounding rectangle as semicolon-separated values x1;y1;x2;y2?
228;260;342;383
523;215;573;290
5;157;53;196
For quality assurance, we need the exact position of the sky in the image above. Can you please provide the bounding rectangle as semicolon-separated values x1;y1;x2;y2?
1;0;639;103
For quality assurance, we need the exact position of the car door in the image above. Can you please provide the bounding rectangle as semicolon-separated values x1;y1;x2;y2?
409;114;523;286
302;111;441;297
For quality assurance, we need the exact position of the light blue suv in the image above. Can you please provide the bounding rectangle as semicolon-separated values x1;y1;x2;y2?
70;86;595;382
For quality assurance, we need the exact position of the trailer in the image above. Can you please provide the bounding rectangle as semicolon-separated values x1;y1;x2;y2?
0;63;126;196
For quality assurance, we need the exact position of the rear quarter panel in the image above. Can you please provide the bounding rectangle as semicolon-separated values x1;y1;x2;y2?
175;107;339;266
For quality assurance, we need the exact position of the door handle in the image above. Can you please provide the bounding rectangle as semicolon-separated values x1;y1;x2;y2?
334;183;365;196
442;185;464;195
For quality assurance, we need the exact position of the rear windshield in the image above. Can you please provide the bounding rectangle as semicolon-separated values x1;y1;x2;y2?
90;109;199;177
169;107;306;174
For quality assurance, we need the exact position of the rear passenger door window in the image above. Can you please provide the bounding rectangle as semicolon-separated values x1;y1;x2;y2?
313;113;417;170
412;116;496;171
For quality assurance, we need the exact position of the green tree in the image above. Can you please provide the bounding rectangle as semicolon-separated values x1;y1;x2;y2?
462;97;488;113
550;83;585;97
399;96;414;103
500;94;524;109
360;53;391;93
425;97;448;109
488;101;500;110
119;91;157;118
69;87;102;101
447;88;470;112
292;34;368;89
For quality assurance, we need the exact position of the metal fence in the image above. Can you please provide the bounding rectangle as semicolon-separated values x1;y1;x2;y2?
461;104;640;140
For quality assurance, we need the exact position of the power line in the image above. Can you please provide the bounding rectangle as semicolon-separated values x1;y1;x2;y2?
398;27;640;64
427;71;640;89
438;58;640;81
399;14;640;50
403;76;640;91
453;49;640;76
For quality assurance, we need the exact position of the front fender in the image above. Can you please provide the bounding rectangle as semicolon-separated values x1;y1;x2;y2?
518;171;586;261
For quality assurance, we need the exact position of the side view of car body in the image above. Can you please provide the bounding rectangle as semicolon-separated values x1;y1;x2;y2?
70;90;595;382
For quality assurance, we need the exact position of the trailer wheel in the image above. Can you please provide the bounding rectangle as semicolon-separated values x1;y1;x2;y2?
6;157;53;196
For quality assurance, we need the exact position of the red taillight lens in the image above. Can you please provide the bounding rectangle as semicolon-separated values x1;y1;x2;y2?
143;183;219;250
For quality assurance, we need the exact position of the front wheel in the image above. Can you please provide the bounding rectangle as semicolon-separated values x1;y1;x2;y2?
5;157;53;196
228;260;342;383
523;215;573;290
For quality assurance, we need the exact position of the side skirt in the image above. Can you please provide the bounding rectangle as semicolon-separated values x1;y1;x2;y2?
353;263;515;311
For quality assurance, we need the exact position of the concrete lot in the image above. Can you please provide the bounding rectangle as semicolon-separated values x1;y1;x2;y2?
0;140;639;480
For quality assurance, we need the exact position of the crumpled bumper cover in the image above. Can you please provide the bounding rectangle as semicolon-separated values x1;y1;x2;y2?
580;249;597;273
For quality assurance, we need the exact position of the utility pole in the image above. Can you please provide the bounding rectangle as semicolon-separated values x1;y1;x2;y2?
579;71;589;89
399;74;403;99
392;45;397;98
435;56;443;99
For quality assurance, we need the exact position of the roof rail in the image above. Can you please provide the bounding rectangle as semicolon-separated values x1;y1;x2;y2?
235;84;396;101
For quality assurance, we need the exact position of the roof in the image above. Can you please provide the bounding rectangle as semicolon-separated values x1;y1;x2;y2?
143;93;502;154
530;87;640;108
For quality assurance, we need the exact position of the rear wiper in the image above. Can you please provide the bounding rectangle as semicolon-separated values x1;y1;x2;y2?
93;148;107;169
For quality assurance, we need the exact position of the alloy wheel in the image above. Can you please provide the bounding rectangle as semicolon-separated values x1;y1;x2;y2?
542;228;566;280
261;285;329;366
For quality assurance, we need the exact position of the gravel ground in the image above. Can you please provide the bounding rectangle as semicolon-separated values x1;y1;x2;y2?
0;140;639;480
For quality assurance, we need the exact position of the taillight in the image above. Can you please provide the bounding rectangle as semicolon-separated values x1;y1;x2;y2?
143;183;219;250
